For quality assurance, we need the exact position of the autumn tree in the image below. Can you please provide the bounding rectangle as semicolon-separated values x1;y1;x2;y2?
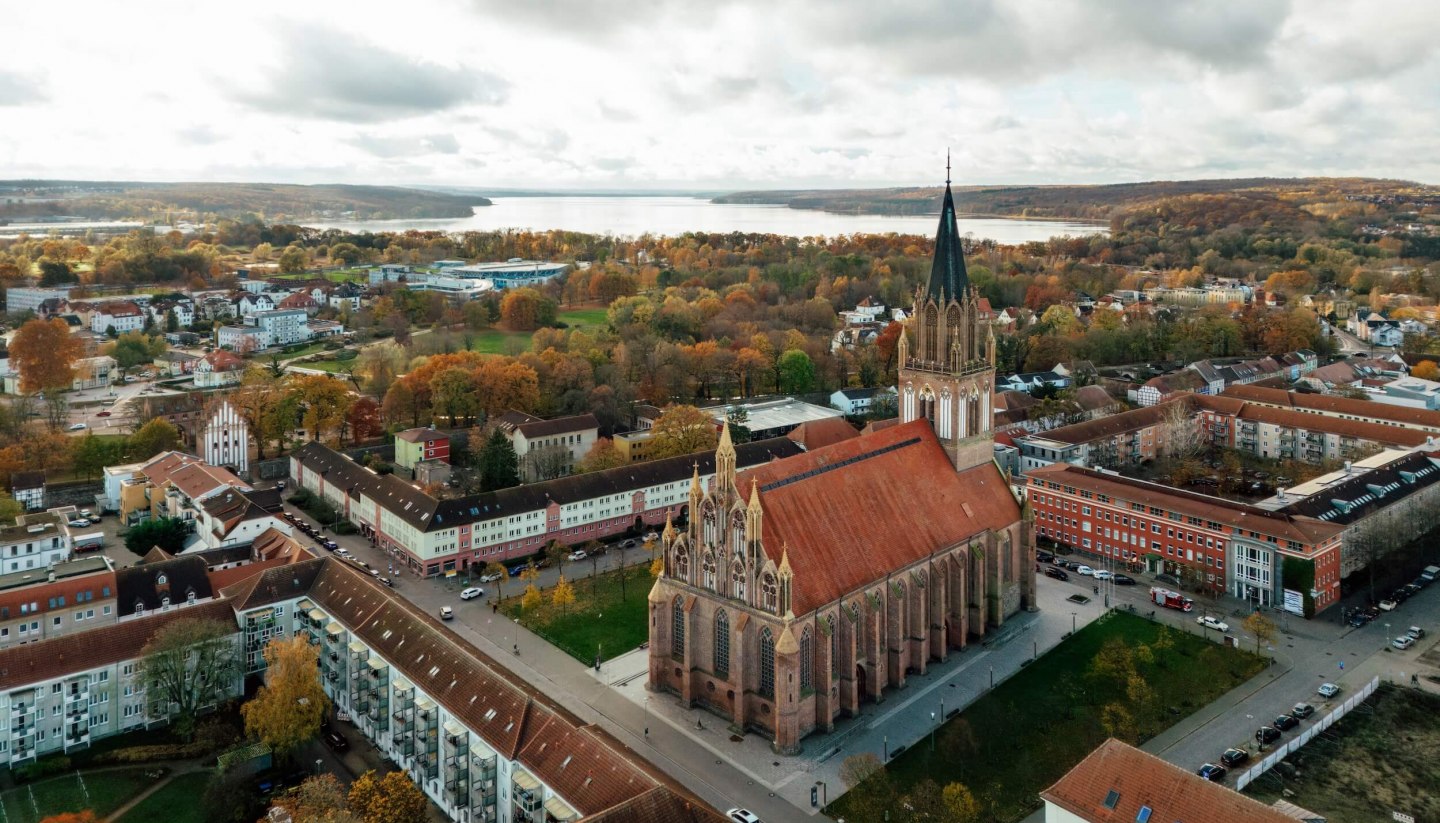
241;636;329;760
382;380;423;429
347;396;383;443
839;752;883;788
273;774;358;823
39;813;98;823
10;317;83;428
551;574;576;614
108;331;166;375
649;405;718;459
485;561;507;601
291;373;355;445
778;349;816;393
0;492;22;522
1412;360;1440;381
348;770;428;823
520;562;542;610
943;783;981;822
230;367;287;458
278;244;309;273
578;437;627;473
1243;611;1278;657
139;618;239;740
429;366;477;426
500;288;557;331
127;418;183;460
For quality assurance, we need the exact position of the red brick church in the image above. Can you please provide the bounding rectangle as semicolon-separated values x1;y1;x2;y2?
647;176;1037;753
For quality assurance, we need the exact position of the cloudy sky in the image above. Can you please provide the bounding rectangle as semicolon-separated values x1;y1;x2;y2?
2;0;1438;189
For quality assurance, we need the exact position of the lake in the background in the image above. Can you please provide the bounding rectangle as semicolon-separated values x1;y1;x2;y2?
305;196;1105;243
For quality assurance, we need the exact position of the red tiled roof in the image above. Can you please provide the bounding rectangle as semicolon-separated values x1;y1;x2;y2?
514;719;654;815
1233;403;1430;447
0;600;236;691
581;786;729;823
1029;398;1185;446
1041;738;1298;823
1222;384;1440;429
787;417;860;450
738;421;1020;615
202;349;245;372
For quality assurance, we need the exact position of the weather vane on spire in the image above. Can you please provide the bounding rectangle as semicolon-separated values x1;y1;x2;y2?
946;148;951;186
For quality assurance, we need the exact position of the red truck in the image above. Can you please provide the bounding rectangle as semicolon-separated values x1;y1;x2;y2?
1150;586;1194;612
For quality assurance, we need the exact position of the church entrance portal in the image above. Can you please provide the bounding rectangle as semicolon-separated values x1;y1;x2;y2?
855;664;867;704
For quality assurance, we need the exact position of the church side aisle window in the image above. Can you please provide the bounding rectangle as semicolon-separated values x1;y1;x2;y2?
827;615;838;676
799;627;813;692
761;575;778;613
714;610;729;678
702;554;716;590
732;565;747;602
759;627;775;699
671;596;685;659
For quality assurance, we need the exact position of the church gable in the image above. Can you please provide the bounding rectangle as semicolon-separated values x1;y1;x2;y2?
737;420;1019;615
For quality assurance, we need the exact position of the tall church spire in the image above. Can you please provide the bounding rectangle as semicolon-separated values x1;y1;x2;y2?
926;161;970;304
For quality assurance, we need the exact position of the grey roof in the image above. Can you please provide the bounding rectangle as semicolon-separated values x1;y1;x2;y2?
927;182;970;302
116;555;214;616
837;387;883;400
293;436;803;533
1276;451;1440;526
9;471;44;490
513;413;599;439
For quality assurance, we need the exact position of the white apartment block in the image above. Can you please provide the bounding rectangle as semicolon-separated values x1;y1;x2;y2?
248;309;312;347
0;513;72;575
89;302;146;335
5;288;70;315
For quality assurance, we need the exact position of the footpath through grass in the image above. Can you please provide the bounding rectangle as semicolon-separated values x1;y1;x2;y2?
828;611;1267;823
1244;685;1440;822
0;768;152;823
499;562;652;664
117;770;213;823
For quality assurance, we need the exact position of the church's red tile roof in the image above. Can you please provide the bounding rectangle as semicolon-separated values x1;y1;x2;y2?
739;420;1020;614
786;417;859;450
1042;739;1297;823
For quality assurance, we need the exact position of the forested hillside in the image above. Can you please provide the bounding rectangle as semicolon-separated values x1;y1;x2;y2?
0;181;489;223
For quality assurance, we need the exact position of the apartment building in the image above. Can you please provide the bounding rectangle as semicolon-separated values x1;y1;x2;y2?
1026;463;1346;614
88;302;145;335
1221;384;1440;434
249;309;312;346
494;412;599;482
0;556;116;649
394;428;450;472
1016;399;1183;473
1201;394;1431;463
0;512;73;575
290;437;802;577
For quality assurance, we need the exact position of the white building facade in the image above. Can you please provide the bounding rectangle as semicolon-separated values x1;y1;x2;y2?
202;401;250;476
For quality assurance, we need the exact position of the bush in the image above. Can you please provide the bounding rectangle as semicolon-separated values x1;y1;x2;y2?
335;348;357;361
14;754;71;783
96;717;239;764
287;489;316;507
323;340;344;350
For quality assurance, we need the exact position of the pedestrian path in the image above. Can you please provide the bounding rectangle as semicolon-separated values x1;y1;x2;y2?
102;763;202;823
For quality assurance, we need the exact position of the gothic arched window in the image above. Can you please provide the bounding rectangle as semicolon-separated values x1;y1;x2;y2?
827;614;838;675
703;503;717;547
799;627;813;691
761;574;778;613
968;392;982;436
759;627;775;699
924;305;938;362
674;548;689;581
947;305;963;359
732;564;748;602
731;512;747;559
702;553;717;591
671;596;685;659
714;610;730;678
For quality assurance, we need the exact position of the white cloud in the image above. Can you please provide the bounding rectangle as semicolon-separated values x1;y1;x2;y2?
1;0;1438;187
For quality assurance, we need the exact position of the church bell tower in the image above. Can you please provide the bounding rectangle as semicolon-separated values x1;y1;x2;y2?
898;159;997;472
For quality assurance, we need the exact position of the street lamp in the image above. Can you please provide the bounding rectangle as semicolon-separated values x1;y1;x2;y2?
930;712;937;751
1071;612;1078;633
512;618;520;655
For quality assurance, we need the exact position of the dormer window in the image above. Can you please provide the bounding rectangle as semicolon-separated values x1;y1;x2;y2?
156;573;167;585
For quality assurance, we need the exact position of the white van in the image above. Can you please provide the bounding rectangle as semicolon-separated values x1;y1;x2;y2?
1422;565;1440;583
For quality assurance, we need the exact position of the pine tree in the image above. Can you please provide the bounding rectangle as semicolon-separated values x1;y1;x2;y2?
479;429;520;492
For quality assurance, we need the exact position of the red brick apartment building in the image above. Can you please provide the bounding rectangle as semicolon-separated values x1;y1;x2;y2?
1026;463;1344;615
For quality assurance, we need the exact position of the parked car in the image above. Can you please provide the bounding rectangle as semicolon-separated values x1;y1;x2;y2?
67;519;90;527
1044;567;1070;581
67;422;87;431
96;411;111;417
509;565;527;577
1393;635;1416;651
1379;598;1398;612
1273;714;1299;732
379;577;395;588
460;587;484;600
440;606;454;620
479;572;504;583
1112;574;1137;586
1196;763;1226;782
726;810;763;823
568;550;588;561
1156;573;1182;587
1037;551;1055;563
1347;611;1370;628
322;540;338;550
1076;565;1094;576
1408;626;1426;640
1255;727;1281;745
1093;569;1112;580
1196;615;1230;633
1317;683;1341;699
1291;702;1316;719
1219;748;1250;768
323;731;349;752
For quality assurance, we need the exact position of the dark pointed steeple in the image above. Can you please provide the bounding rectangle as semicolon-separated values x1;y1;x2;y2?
926;157;970;303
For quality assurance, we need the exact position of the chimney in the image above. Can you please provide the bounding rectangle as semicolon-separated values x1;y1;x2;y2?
1278;488;1287;502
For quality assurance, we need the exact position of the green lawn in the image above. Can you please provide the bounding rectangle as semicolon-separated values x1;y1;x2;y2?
500;561;653;663
558;307;608;329
278;342;337;360
468;329;533;355
297;359;350;373
828;611;1267;823
116;770;213;823
0;768;152;823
